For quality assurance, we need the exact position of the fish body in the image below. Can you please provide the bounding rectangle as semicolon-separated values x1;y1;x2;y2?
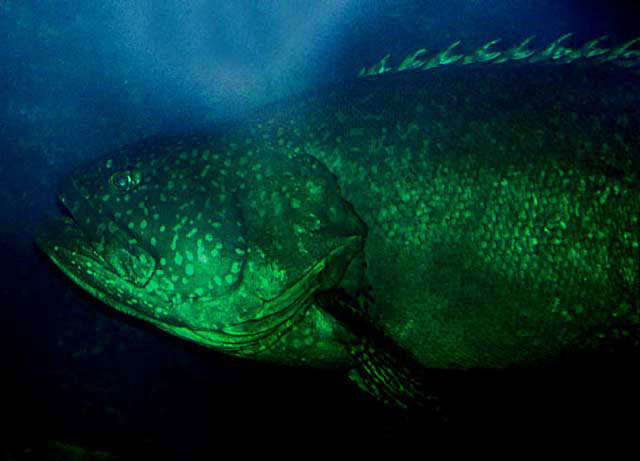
236;63;640;369
38;62;640;386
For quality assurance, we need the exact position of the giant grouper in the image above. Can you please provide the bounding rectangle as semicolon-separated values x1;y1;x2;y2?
37;36;640;410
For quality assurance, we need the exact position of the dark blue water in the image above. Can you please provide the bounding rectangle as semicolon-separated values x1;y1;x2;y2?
2;1;639;456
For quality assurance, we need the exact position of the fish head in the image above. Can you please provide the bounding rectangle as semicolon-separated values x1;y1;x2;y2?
37;139;366;356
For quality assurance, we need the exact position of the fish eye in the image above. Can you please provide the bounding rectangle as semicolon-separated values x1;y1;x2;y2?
110;170;141;192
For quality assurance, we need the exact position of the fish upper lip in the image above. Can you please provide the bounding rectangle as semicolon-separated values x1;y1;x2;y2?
55;178;158;287
37;212;101;263
36;214;159;325
39;191;157;291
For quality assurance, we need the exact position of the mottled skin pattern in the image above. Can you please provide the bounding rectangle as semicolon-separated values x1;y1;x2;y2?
38;63;639;399
238;64;640;369
39;141;365;366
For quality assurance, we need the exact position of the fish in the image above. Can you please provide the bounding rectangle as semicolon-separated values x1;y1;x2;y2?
37;36;640;409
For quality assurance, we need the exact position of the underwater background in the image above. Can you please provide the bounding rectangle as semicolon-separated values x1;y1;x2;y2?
2;0;640;456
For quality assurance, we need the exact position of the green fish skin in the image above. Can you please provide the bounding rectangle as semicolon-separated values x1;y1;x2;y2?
38;63;639;378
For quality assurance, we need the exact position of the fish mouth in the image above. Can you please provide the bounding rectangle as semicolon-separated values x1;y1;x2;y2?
36;179;156;294
36;211;166;329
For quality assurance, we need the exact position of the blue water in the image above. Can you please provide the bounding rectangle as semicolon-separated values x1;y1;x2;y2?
2;1;639;455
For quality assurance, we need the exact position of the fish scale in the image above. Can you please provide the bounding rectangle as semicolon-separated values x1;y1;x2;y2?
242;63;640;368
38;58;640;408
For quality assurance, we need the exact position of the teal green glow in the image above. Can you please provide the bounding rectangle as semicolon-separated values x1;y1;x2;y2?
37;51;640;408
